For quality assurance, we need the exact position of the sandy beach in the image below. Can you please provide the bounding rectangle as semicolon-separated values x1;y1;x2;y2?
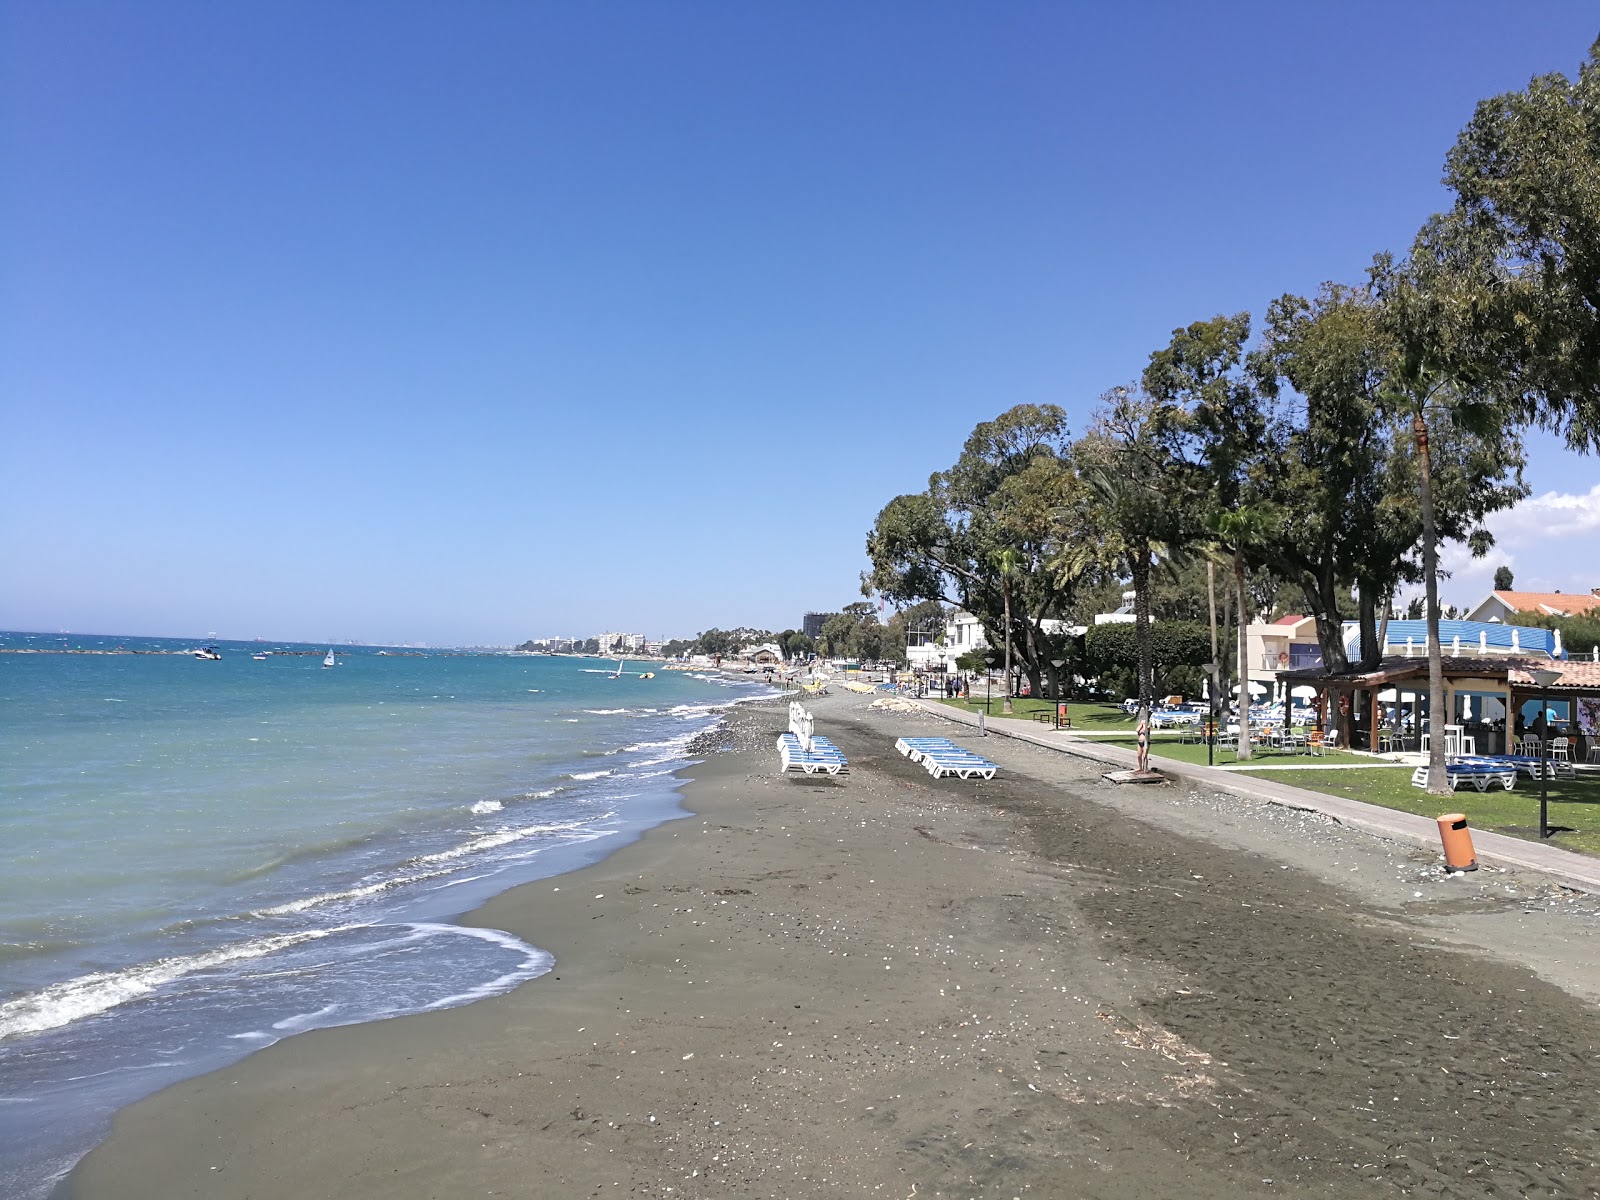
63;691;1600;1199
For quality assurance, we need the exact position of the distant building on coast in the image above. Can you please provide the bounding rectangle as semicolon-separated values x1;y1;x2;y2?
801;612;828;640
595;632;648;656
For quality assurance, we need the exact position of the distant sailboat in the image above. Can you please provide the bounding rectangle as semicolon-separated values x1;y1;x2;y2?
323;649;336;668
608;658;627;679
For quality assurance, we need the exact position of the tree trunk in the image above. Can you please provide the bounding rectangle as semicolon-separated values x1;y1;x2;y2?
1307;562;1350;675
1416;414;1451;795
1132;543;1154;728
1206;559;1220;737
1235;551;1252;761
1001;576;1014;716
1357;580;1387;672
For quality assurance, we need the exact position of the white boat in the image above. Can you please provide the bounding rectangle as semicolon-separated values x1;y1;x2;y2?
323;649;336;668
193;644;221;661
607;658;626;679
252;653;269;661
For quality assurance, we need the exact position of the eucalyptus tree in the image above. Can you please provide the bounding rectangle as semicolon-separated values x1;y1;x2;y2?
864;405;1085;699
1249;285;1413;673
1443;38;1600;449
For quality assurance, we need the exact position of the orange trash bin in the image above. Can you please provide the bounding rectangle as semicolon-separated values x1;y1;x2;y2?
1436;813;1478;873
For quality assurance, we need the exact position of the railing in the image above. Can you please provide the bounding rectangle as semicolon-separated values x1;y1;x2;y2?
1259;648;1324;672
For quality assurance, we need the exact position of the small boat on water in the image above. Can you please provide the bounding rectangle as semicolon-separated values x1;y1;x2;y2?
193;645;222;660
252;653;269;661
323;649;337;668
607;658;627;679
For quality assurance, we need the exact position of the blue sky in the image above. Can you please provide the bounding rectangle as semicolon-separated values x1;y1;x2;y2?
4;3;1597;645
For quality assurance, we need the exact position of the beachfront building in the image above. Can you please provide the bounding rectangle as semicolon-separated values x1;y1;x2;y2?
905;610;992;672
1248;615;1565;702
740;643;785;665
1280;654;1600;760
1464;587;1600;623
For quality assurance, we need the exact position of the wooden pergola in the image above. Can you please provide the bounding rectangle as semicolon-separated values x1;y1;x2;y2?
1277;655;1600;757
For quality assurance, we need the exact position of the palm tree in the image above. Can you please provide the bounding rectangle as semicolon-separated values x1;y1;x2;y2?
1209;506;1279;761
993;548;1020;715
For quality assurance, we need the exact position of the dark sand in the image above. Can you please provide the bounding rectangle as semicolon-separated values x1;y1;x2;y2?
63;693;1600;1199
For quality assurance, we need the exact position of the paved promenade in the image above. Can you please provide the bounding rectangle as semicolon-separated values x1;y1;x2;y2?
912;699;1600;895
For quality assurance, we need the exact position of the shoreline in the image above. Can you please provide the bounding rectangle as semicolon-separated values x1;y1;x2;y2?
62;694;1600;1198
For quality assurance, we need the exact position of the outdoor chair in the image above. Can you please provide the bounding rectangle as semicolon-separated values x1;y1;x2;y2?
1306;731;1325;756
1588;745;1600;764
1550;737;1573;763
1518;735;1541;757
1323;729;1340;751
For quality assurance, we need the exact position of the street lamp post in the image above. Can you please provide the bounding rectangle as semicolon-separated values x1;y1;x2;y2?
1051;657;1066;729
1530;668;1561;839
1202;661;1219;767
984;652;996;716
938;650;948;698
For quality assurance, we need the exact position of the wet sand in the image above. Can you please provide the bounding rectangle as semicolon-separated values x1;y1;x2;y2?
63;693;1600;1198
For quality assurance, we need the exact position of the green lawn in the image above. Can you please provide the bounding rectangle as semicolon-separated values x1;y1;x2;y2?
1234;766;1600;857
1103;737;1376;768
935;697;1140;730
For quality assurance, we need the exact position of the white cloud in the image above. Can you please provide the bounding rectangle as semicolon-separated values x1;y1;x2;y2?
1423;483;1600;610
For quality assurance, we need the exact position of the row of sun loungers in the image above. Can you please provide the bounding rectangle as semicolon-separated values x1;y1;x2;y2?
777;731;849;775
1410;759;1517;792
777;702;849;775
893;737;1000;781
1409;750;1582;792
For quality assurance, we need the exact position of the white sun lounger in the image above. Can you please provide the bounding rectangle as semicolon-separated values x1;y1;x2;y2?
1409;762;1515;792
777;732;849;775
921;751;998;780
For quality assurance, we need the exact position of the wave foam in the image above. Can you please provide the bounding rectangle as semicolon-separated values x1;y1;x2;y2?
567;769;612;781
0;926;358;1041
470;799;504;814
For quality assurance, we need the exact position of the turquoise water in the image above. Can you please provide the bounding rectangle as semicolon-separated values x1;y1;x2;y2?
0;634;767;1197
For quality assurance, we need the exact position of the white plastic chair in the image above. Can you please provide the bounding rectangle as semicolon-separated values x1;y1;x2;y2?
1549;737;1572;763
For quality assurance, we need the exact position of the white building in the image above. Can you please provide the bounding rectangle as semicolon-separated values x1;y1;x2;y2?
595;632;648;656
1093;591;1137;626
904;610;989;671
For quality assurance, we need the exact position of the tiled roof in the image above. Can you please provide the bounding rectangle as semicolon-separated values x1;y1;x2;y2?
1279;655;1600;692
1515;659;1600;690
1272;614;1305;625
1493;589;1600;616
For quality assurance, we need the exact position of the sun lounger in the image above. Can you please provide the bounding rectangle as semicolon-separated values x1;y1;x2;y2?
1409;761;1516;792
895;737;967;762
1454;754;1563;781
920;751;998;780
889;736;998;778
777;732;849;775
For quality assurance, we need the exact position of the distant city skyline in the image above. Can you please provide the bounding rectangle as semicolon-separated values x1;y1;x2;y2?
4;4;1598;645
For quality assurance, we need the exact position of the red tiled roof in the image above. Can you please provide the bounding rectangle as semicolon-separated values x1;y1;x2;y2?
1272;614;1305;625
1511;659;1600;690
1494;590;1600;616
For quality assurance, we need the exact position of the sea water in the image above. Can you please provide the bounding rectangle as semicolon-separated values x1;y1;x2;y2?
0;634;770;1197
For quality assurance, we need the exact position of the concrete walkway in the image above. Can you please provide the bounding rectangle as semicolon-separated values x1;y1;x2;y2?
910;700;1600;895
